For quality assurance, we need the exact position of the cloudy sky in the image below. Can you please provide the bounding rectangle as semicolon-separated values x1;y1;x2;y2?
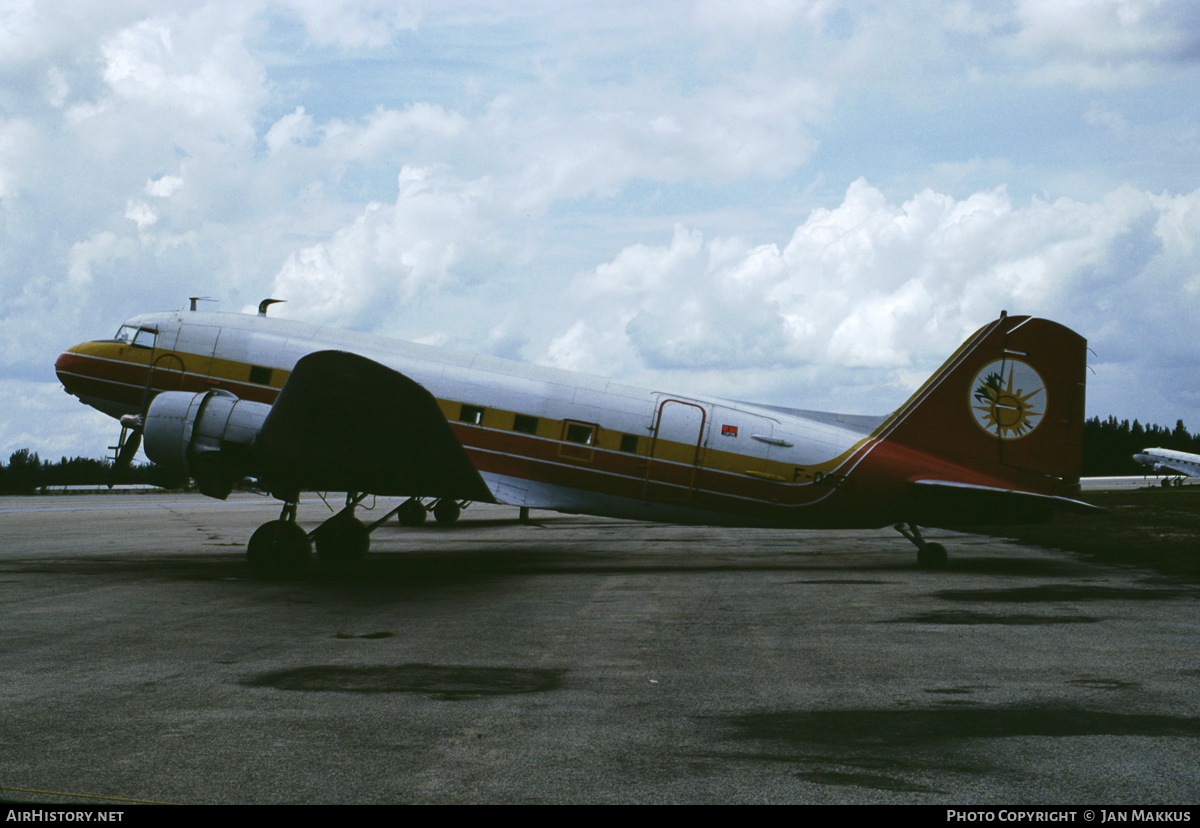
3;0;1200;462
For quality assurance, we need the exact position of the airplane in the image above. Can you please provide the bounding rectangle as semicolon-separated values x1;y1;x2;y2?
54;302;1093;579
1132;448;1200;486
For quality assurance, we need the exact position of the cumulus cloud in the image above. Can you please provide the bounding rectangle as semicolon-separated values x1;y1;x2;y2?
66;5;267;152
1011;0;1200;85
0;379;114;462
270;165;497;330
0;117;36;201
545;179;1200;411
145;174;183;198
67;231;137;291
278;0;420;49
5;1;1200;461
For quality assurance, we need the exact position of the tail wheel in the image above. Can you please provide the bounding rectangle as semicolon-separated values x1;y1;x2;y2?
917;542;948;568
896;523;950;568
247;520;312;580
433;499;461;525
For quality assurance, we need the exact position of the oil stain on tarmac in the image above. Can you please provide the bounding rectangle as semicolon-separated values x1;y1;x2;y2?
724;705;1200;747
885;609;1102;624
245;663;566;700
714;704;1200;794
933;584;1197;603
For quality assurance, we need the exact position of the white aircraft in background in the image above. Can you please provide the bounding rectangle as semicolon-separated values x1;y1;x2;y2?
56;301;1093;578
1133;448;1200;486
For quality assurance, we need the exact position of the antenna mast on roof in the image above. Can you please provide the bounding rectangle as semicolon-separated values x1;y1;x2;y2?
258;298;285;316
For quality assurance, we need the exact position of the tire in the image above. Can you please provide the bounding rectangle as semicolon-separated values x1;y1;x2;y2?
397;498;427;527
247;520;312;580
433;499;461;525
314;514;369;568
917;542;948;568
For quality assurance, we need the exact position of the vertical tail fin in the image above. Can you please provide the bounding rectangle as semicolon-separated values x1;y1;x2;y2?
881;314;1087;498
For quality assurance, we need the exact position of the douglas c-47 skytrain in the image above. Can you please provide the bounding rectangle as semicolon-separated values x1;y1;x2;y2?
55;301;1094;578
1133;447;1200;487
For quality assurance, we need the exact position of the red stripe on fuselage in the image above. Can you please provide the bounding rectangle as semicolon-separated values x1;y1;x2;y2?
58;343;1037;527
55;351;279;408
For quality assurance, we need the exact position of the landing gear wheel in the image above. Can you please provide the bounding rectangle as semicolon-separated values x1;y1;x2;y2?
314;514;369;568
247;520;312;580
397;498;426;527
1162;478;1172;488
917;542;949;568
433;499;461;526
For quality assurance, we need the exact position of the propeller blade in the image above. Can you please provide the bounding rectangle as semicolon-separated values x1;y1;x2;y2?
109;419;143;487
115;429;142;470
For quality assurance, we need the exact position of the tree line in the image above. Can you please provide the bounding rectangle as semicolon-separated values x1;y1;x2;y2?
0;415;1193;493
1081;416;1200;476
0;449;188;494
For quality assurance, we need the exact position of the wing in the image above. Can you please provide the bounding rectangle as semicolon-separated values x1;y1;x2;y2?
1154;462;1195;477
254;350;494;501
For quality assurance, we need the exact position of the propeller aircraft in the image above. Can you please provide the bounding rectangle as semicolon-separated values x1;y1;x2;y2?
1133;447;1200;487
55;302;1093;578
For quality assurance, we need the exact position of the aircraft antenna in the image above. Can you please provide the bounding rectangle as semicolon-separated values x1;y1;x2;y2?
258;298;285;316
189;297;217;312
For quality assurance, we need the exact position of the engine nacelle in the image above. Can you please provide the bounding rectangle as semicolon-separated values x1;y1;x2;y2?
143;390;272;499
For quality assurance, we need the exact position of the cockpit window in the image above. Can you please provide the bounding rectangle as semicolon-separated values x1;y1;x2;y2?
132;328;156;349
113;324;157;349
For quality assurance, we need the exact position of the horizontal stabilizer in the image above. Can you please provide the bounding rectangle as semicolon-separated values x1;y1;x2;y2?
255;350;494;501
907;479;1097;528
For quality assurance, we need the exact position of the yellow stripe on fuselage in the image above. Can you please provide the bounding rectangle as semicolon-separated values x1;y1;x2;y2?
85;338;869;488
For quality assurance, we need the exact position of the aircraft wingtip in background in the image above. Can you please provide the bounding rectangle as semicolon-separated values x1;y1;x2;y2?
56;305;1089;578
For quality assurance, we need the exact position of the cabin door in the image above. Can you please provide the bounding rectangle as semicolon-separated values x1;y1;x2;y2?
643;397;708;501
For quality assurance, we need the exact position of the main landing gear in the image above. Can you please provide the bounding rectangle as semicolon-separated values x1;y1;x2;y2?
895;522;948;568
245;492;376;580
245;494;471;580
395;497;465;527
247;500;313;580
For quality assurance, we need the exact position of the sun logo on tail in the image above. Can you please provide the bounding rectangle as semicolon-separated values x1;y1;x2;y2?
970;360;1045;439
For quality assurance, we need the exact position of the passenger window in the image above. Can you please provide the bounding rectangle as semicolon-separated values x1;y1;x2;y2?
619;434;639;453
249;365;273;385
459;405;485;425
513;414;538;434
565;423;595;445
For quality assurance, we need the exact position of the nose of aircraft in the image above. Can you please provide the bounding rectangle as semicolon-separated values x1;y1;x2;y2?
55;340;117;403
54;339;149;418
55;344;84;394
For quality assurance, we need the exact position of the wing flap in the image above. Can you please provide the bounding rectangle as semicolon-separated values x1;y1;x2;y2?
255;350;493;501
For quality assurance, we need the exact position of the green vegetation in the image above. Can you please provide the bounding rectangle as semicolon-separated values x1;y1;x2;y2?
1083;416;1200;476
0;449;187;494
990;487;1200;581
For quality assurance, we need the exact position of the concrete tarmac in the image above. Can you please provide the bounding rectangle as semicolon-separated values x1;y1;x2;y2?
2;493;1199;805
